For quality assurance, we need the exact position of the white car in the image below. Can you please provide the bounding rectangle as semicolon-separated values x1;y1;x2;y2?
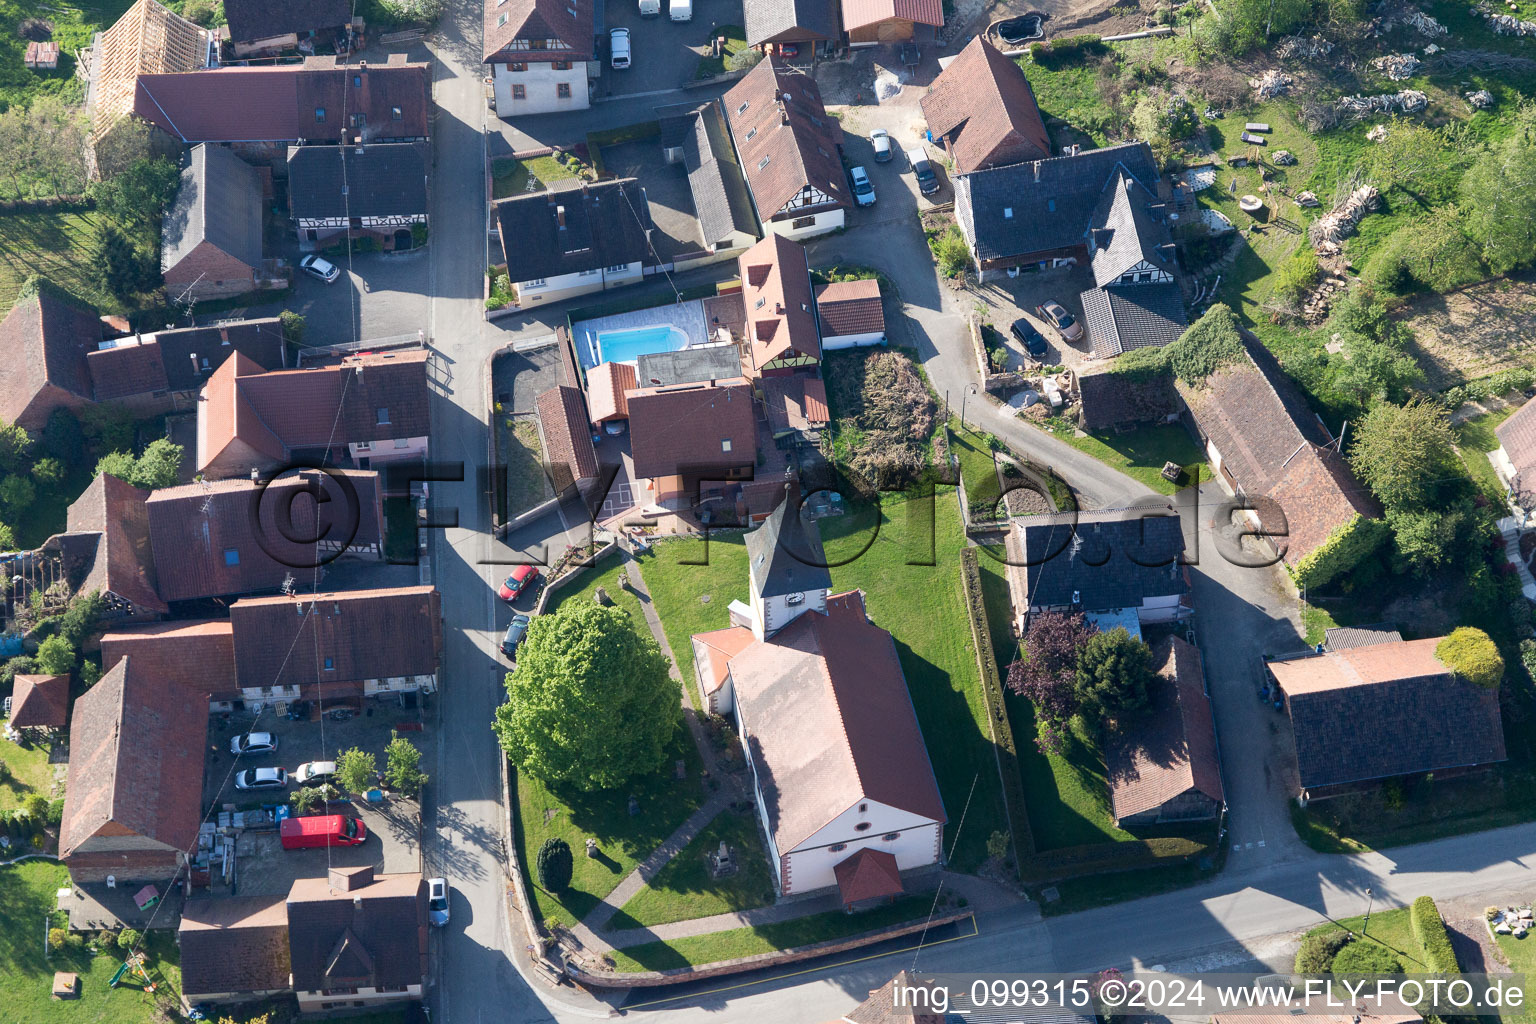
610;28;631;69
299;254;340;283
234;767;288;791
231;732;278;756
870;128;893;163
849;165;876;207
428;877;450;927
294;760;337;785
669;0;692;19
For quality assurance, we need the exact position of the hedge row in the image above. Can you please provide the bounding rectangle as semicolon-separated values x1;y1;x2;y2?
1410;895;1461;975
957;546;1036;865
1290;514;1392;590
1027;34;1109;68
1019;835;1209;884
1442;365;1535;412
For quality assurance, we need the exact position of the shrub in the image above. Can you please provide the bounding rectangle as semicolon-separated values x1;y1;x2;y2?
48;927;67;950
1296;930;1352;973
1435;627;1504;689
45;798;64;827
1274;246;1321;304
726;47;764;72
22;793;48;820
932;227;971;278
537;837;574;892
279;310;306;345
1410;895;1460;974
116;928;141;950
1290;515;1392;589
1521;638;1536;677
1331;939;1402;975
384;734;428;797
1028;34;1109;68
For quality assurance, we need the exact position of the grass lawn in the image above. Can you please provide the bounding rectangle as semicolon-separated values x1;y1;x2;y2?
1030;420;1209;496
1304;906;1429;971
491;155;594;200
382;496;418;562
0;860;184;1024
633;533;750;706
499;416;554;521
608;807;774;929
1455;406;1516;502
695;24;747;78
606;895;946;970
1493;926;1536;1024
513;728;706;927
821;490;1008;872
950;420;1003;516
1008;703;1132;850
0;209;115;317
0;736;54;812
545;548;646;623
1290;768;1536;854
1018;55;1115;149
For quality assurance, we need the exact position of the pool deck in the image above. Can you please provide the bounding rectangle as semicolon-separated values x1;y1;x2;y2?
571;299;711;369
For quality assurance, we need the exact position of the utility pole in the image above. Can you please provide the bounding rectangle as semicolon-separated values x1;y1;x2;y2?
1363;887;1374;935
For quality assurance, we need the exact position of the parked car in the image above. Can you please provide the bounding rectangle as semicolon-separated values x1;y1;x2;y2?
235;767;288;791
428;877;450;927
780;42;800;58
610;27;631;69
638;0;659;13
230;732;277;756
906;148;939;195
669;0;692;20
498;565;539;602
849;166;876;207
603;420;627;435
870;128;893;162
299;254;340;283
279;814;367;850
293;760;337;785
501;614;532;657
1036;300;1085;342
1010;318;1049;358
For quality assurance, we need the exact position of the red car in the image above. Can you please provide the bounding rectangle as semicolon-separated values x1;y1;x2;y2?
498;565;539;602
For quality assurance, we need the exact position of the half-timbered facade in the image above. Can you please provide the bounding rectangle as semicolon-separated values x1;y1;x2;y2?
484;0;595;116
288;142;429;251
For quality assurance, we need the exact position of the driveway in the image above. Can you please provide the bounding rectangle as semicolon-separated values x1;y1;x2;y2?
598;0;745;97
231;248;432;347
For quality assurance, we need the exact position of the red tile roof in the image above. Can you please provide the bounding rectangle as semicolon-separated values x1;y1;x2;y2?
724;59;848;222
62;473;167;615
840;0;942;32
1105;637;1223;821
0;290;102;430
739;233;820;371
761;376;829;435
59;656;208;859
483;0;595;62
833;847;904;904
726;590;947;853
585;361;636;424
87;339;169;400
536;385;599;486
625;379;756;481
841;971;948;1024
179;895;292;998
100;620;237;703
286;871;427;993
920;37;1051;174
814;279;884;338
230;587;440;692
690;626;757;695
10;674;69;729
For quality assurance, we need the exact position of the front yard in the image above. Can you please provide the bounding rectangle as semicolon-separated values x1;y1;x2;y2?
634;534;750;707
608;806;773;930
1030;419;1210;496
0;860;183;1024
0;736;55;812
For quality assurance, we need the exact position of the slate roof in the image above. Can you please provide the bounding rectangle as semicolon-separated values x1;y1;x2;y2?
484;0;595;62
134;59;432;145
0;290;102;430
287;869;427;993
920;37;1049;175
59;473;167;615
624;379;756;481
230;587;441;691
100;620;238;704
494;180;652;284
146;472;382;602
841;0;943;31
225;0;351;43
1080;282;1188;358
146;318;287;394
162;144;265;275
10;675;69;729
956;141;1159;263
728;590;947;853
843;971;948;1024
1269;637;1507;790
833;847;904;903
747;484;832;598
1075;366;1177;433
679;102;761;248
1105;637;1223;821
635;346;743;387
1324;625;1405;651
59;657;208;858
743;0;839;44
585;361;636;423
739;233;820;371
536;385;599;485
723;59;847;220
1177;334;1378;563
1496;398;1536;494
1088;172;1177;286
178;895;292;997
815;279;884;338
762;375;829;435
287;142;429;220
1020;506;1189;612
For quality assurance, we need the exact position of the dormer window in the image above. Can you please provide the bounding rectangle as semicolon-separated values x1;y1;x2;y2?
377;407;390;425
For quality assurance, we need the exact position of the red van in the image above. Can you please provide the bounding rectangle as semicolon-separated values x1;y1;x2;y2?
279;814;367;850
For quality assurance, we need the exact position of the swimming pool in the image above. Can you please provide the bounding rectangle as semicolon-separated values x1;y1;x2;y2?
595;324;689;365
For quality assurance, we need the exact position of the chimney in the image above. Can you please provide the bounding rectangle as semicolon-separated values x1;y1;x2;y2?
190;352;200;374
219;327;230;345
329;864;374;891
250;467;260;481
556;205;567;229
359;59;367;72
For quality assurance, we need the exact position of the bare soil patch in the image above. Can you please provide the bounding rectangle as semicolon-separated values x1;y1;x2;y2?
1395;275;1536;389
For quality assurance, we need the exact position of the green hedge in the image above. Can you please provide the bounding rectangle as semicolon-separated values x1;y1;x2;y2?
586;120;662;152
1409;895;1461;974
1027;34;1109;68
1019;835;1209;883
1290;514;1391;590
1443;365;1536;411
958;546;1035;866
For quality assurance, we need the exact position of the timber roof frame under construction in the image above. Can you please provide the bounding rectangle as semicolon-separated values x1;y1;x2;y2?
89;0;208;143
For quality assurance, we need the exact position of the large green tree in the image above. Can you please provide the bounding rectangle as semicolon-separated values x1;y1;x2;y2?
1461;132;1536;273
1074;627;1154;721
94;438;184;490
495;602;679;791
1347;399;1459;511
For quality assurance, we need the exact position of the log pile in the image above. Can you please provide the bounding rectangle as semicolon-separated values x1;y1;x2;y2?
1309;186;1381;254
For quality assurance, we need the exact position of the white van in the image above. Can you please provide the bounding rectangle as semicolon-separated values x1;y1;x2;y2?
610;27;632;69
669;0;693;20
638;0;659;14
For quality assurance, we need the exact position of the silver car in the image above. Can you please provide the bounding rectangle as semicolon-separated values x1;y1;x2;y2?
231;732;278;756
870;128;893;163
234;767;288;791
428;877;450;926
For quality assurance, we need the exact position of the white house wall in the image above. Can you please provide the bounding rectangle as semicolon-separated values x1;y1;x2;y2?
517;262;642;306
349;436;428;463
820;331;885;350
782;798;943;896
492;62;591;116
766;208;844;242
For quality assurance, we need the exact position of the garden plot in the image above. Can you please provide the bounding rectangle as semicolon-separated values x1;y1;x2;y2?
1396;276;1536;389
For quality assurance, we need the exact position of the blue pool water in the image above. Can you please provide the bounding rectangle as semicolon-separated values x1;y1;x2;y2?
596;324;689;365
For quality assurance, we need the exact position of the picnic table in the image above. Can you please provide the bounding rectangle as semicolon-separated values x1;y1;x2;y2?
1244;122;1271;132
